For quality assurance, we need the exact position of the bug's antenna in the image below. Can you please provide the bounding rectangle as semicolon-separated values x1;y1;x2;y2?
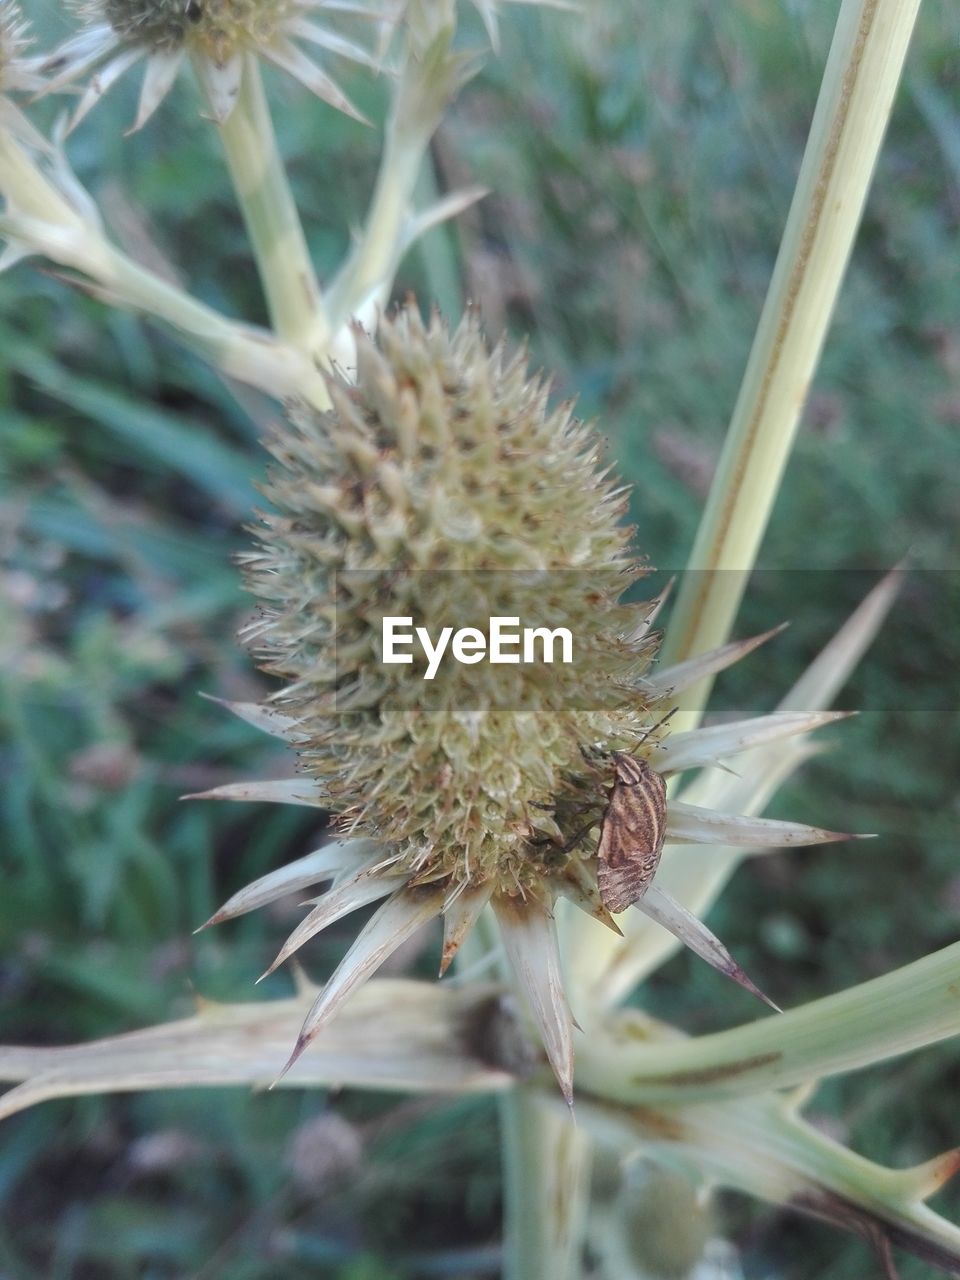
628;705;678;753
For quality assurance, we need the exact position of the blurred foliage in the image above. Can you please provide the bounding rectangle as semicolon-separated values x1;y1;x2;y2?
1;0;959;1276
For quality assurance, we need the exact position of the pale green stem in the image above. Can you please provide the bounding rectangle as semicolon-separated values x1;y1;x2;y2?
458;911;593;1280
575;939;960;1107
0;133;84;230
501;1087;591;1280
659;0;922;719
319;24;468;351
456;906;595;1271
0;134;328;406
456;907;597;1277
561;0;923;1003
322;98;426;337
214;54;327;353
100;243;329;403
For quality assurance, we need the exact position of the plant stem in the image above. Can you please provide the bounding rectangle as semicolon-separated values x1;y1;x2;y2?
501;1088;591;1280
321;23;470;350
101;245;330;404
458;893;594;1275
322;101;427;344
0;133;329;406
578;1092;960;1275
659;0;922;718
215;54;327;350
0;980;513;1120
575;939;960;1107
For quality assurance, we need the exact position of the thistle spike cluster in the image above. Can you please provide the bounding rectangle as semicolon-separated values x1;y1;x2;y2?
193;305;859;1100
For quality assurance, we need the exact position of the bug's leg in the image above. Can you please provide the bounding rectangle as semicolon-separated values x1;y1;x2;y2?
560;814;601;854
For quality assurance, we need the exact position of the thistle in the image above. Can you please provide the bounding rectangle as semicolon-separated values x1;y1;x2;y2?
0;1;47;147
194;304;857;1101
40;0;386;129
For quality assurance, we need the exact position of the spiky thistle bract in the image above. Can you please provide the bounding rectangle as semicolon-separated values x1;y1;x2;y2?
193;305;857;1100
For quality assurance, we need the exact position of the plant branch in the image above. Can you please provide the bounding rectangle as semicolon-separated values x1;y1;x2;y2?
321;21;477;355
501;1088;591;1280
0;979;514;1120
214;54;327;351
578;1092;960;1277
0;133;329;406
575;939;960;1107
660;0;922;718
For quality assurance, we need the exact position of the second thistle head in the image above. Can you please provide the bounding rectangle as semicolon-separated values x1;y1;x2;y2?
43;0;382;128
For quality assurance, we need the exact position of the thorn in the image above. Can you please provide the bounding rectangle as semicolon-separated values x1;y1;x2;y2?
782;1079;818;1113
254;958;281;985
819;828;868;843
268;1035;308;1090
729;961;781;1013
898;1148;960;1201
599;912;624;938
750;982;782;1015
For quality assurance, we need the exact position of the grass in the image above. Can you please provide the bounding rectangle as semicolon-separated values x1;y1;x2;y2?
1;0;959;1276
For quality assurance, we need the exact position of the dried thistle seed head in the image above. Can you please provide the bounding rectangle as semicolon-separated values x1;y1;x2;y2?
95;0;201;52
243;304;654;898
0;0;27;68
0;1;41;93
42;0;382;128
0;2;51;149
97;0;290;60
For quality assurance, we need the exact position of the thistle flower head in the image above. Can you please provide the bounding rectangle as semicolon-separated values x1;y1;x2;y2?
0;0;38;90
244;306;650;889
41;0;386;129
0;3;52;152
197;305;857;1101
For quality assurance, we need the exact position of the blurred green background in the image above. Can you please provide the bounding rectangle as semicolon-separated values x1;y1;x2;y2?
1;1;959;1276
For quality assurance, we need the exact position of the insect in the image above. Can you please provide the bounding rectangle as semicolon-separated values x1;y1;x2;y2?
596;753;667;914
